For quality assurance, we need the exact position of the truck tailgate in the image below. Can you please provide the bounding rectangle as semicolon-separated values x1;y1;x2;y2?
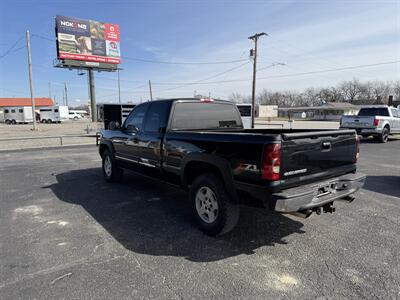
280;130;357;188
341;116;375;129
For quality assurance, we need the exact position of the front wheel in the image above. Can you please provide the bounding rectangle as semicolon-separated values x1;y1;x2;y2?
190;173;239;236
102;150;123;182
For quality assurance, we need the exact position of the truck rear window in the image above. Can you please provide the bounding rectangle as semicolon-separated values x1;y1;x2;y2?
358;108;389;117
171;102;242;130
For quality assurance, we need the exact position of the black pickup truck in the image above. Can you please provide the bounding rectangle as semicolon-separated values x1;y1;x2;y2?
98;98;365;235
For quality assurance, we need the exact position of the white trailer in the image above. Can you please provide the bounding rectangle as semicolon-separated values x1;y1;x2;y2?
39;106;69;123
4;106;34;124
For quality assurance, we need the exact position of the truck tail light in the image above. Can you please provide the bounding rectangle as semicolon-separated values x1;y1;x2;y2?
354;135;360;163
200;98;214;103
373;118;379;126
262;143;281;181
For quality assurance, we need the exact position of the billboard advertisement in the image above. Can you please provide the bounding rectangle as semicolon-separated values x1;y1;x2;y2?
55;15;120;64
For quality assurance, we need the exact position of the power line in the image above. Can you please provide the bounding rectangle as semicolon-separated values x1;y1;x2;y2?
257;60;400;80
121;56;249;65
157;61;250;92
30;33;55;42
153;60;400;86
0;36;24;59
29;33;250;65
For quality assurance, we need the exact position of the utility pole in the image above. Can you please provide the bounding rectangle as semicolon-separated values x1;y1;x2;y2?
148;80;153;101
26;30;37;130
117;69;121;104
248;32;268;128
64;82;68;107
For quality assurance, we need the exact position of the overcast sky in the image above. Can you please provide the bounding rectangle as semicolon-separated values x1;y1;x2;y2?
0;0;399;106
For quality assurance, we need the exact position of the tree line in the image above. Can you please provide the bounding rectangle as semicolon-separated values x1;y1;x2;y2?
229;79;400;107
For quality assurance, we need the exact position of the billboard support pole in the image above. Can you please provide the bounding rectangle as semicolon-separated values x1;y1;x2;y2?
88;68;97;122
117;69;121;105
26;30;37;131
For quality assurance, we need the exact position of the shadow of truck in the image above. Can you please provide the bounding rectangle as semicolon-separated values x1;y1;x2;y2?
44;168;305;262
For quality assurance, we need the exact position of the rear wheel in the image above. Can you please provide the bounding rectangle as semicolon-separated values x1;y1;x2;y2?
47;119;52;123
11;119;16;124
74;116;78;121
378;127;389;143
102;149;123;182
5;119;10;125
190;173;239;236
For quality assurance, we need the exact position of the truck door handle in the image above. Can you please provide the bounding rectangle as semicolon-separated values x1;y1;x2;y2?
321;142;331;151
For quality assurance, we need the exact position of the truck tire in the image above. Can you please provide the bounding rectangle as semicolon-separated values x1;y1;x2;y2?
5;119;10;125
48;119;53;123
102;149;123;182
378;126;389;143
11;119;16;124
190;173;240;236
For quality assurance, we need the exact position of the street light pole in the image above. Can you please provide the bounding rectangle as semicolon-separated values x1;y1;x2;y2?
26;30;37;130
248;32;268;128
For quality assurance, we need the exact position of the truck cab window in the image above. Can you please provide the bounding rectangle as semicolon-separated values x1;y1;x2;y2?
11;109;16;113
124;103;149;132
144;101;171;133
4;109;9;113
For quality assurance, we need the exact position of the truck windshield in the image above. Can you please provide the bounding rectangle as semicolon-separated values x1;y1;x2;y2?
171;102;242;130
358;108;389;117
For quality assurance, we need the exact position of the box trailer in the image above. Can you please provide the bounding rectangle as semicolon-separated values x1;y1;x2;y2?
97;103;136;129
4;106;34;124
39;106;69;123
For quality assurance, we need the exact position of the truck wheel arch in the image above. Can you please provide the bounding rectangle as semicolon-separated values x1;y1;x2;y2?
181;154;239;203
99;141;115;158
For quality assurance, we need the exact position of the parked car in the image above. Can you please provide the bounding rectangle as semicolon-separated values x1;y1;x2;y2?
340;106;400;142
68;111;83;120
98;98;365;236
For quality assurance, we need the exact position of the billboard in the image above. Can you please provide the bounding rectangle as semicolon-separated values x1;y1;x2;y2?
55;15;120;65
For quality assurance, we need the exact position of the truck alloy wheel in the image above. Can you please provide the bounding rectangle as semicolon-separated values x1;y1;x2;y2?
102;150;123;182
190;173;239;236
195;186;219;224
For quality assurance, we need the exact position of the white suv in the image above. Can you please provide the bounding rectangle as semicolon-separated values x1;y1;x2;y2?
68;111;83;120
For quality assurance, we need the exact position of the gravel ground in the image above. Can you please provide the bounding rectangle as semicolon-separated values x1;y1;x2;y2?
0;138;399;299
0;119;102;150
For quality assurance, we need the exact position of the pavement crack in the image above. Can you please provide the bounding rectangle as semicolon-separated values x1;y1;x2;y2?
50;272;72;285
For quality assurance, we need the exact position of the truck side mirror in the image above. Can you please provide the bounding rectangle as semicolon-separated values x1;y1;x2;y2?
125;124;139;133
109;121;120;130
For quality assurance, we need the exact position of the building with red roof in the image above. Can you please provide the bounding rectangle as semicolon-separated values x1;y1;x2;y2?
0;97;54;108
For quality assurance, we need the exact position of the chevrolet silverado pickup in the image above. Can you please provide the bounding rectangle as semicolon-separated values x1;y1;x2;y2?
98;98;365;235
340;106;400;143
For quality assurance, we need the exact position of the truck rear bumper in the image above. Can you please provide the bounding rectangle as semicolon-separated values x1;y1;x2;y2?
270;172;366;212
340;127;381;135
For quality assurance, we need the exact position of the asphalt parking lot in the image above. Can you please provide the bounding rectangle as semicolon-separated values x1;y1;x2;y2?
0;139;399;299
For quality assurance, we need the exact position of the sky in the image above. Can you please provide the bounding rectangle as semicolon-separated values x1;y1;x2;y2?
0;0;399;106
